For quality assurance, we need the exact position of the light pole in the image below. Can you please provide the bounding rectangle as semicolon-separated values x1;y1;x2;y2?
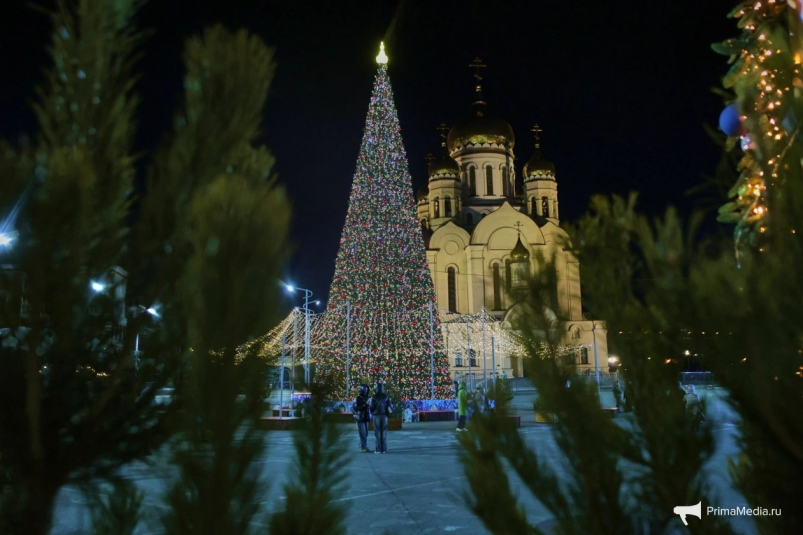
286;285;315;386
591;319;603;404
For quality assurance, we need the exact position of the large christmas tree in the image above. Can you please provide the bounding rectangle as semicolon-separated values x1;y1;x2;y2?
316;44;452;400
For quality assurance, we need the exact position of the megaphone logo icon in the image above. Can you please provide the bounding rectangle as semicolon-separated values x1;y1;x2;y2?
673;501;702;526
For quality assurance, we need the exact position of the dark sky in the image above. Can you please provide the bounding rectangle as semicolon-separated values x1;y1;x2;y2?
1;0;736;311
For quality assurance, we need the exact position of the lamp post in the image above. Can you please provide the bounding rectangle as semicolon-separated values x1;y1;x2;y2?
286;285;314;386
591;320;602;404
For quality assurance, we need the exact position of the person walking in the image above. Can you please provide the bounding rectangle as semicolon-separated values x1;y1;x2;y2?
612;380;624;412
456;381;468;432
370;383;393;454
352;384;371;452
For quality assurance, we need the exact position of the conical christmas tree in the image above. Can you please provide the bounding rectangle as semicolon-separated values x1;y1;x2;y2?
316;44;452;400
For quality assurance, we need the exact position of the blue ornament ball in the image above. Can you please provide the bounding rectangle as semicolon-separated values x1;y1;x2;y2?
719;103;743;137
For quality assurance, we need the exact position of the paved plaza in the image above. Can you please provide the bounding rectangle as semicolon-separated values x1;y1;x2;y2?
50;389;756;535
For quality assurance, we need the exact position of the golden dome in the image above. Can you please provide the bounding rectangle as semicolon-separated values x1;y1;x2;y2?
523;124;555;180
447;100;515;152
510;235;530;262
523;149;555;180
428;153;459;179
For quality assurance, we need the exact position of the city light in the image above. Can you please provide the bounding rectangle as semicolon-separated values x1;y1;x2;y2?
90;281;105;292
0;230;17;248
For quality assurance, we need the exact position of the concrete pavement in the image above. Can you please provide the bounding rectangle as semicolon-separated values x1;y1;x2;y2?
50;389;756;535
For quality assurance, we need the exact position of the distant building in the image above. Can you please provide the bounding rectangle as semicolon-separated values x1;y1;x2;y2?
417;61;608;377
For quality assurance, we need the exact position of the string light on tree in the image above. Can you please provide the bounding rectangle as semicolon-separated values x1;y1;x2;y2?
715;0;803;254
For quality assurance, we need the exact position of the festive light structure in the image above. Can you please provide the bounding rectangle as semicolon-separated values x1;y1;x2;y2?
715;0;803;254
313;44;452;400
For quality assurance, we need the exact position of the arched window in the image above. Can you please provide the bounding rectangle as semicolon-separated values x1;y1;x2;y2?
434;197;440;218
492;263;501;310
580;347;589;365
505;259;512;291
502;167;509;196
531;197;537;215
542;196;550;218
469;168;477;196
465;212;473;225
445;196;452;217
485;165;494;195
421;219;427;230
447;267;457;312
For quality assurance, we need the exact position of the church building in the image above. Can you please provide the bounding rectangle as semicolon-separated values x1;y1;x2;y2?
417;59;608;378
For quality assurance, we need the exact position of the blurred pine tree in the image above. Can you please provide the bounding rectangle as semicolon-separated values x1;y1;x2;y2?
0;2;290;534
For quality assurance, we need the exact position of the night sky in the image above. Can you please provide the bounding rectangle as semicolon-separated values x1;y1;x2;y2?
1;0;736;312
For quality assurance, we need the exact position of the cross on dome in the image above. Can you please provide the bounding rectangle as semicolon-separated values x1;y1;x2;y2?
530;124;543;149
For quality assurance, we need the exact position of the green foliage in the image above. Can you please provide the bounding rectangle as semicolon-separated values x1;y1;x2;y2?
88;480;144;535
460;242;737;533
157;25;289;535
567;184;803;531
0;2;290;534
269;383;350;535
0;2;173;532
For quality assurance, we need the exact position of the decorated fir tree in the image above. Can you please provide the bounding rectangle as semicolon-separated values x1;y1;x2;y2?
315;44;452;400
714;0;803;256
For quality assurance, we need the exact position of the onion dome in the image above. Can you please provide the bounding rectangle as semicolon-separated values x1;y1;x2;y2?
510;234;530;262
447;58;515;152
416;185;429;202
428;155;459;179
447;101;515;152
523;124;555;181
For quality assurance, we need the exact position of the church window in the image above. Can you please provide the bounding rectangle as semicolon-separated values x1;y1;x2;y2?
447;267;457;312
434;197;440;218
486;165;494;195
421;219;427;230
502;167;509;196
492;263;501;310
465;212;473;225
469;168;477;196
531;197;537;215
580;347;589;365
542;196;550;218
445;196;452;217
505;259;512;291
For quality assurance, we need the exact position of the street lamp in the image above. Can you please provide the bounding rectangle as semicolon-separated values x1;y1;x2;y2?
590;319;604;405
0;230;16;248
286;284;313;386
90;281;105;292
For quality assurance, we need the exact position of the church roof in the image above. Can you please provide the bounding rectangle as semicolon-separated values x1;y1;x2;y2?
448;100;515;152
447;59;515;152
510;235;530;262
523;125;555;181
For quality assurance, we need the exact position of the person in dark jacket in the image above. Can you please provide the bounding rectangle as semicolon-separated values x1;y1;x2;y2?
370;383;393;454
352;384;372;452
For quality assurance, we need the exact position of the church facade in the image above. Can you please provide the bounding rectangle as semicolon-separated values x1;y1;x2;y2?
417;64;608;378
